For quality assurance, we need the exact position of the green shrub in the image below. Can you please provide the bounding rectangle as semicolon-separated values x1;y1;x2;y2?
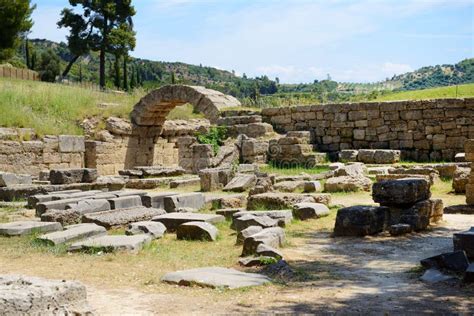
195;126;227;155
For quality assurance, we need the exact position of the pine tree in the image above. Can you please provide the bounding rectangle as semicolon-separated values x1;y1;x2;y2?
130;65;136;89
58;1;136;88
25;38;30;69
113;55;121;88
0;0;35;61
123;55;129;91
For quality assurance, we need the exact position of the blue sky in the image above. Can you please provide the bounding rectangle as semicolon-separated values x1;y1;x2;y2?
31;0;473;83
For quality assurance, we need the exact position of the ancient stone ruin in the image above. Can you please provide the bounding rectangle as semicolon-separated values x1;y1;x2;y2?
1;85;473;314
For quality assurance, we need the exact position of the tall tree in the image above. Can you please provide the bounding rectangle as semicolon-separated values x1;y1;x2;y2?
113;54;121;88
0;0;35;62
130;65;136;89
38;49;60;82
123;55;129;91
58;1;136;88
25;38;30;68
108;22;136;91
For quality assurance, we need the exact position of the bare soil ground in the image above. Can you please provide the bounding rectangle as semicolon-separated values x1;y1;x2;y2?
0;180;473;314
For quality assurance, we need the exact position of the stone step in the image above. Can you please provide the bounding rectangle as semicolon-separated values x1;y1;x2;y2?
36;223;106;245
82;207;166;229
161;267;271;289
217;115;262;126
152;213;225;231
226;123;274;139
0;221;62;236
69;234;152;253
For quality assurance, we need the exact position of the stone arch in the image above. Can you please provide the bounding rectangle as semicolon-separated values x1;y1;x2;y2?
130;84;241;130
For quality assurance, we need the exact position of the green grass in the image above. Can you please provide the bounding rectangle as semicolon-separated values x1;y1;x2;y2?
165;103;205;120
0;78;141;136
374;83;474;102
260;163;330;176
0;78;204;136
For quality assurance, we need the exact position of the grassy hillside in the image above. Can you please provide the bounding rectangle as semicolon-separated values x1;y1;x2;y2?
374;83;474;101
0;78;140;136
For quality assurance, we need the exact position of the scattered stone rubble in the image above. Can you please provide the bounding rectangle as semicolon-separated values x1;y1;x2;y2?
419;229;474;284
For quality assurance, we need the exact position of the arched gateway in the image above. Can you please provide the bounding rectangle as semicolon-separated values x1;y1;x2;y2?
130;84;241;131
124;85;241;170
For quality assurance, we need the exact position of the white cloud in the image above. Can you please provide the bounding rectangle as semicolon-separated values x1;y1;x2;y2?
256;65;325;82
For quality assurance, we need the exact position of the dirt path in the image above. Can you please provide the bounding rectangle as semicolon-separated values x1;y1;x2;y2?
79;214;474;314
259;214;474;314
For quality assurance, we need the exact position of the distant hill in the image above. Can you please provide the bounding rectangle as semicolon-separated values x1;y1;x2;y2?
390;58;474;90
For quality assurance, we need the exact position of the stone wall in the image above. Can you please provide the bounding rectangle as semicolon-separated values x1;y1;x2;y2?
84;119;209;175
262;98;474;161
85;135;180;176
0;135;85;176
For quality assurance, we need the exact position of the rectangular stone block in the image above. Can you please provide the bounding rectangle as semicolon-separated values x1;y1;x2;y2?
58;135;85;153
141;192;179;208
36;223;106;245
107;195;143;209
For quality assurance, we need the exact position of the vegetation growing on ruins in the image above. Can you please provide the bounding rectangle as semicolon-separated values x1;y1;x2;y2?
195;126;228;155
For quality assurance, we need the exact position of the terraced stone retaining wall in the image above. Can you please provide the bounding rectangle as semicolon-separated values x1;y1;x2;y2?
262;98;474;161
0;135;85;176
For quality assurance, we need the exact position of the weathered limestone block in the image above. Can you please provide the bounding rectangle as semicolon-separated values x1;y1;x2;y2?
107;195;143;209
293;202;330;220
36;223;106;245
242;227;285;256
223;173;257;192
152;213;225;231
126;221;167;238
0;221;62;236
163;192;205;212
0;275;92;315
453;227;474;258
106;117;132;135
372;178;431;206
49;168;98;184
232;214;278;232
58;135;85;153
161;267;270;289
334;163;366;177
177;221;218;241
236;226;263;245
0;172;32;187
141;192;178;208
339;150;358;162
82;207;165;229
453;167;470;193
69;234;152;253
334;206;387;236
199;166;233;192
273;180;306;193
247;192;331;210
233;210;293;226
324;176;372;192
